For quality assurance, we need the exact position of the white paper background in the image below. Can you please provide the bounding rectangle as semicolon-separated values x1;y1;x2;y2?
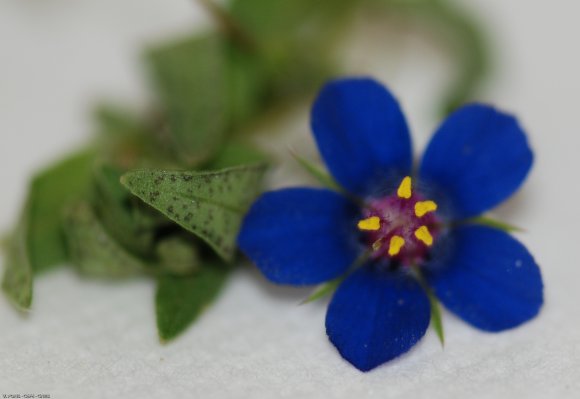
1;1;579;398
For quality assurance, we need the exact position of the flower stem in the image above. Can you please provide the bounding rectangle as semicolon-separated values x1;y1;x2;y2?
195;0;256;52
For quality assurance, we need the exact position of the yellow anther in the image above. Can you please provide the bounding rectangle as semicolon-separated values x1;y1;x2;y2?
415;200;438;217
357;216;381;231
415;225;433;246
397;176;412;199
388;235;405;256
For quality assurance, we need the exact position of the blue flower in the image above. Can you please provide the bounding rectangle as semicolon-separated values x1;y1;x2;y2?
238;78;543;372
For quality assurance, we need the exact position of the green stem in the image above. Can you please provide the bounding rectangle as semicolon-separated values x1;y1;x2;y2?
195;0;256;52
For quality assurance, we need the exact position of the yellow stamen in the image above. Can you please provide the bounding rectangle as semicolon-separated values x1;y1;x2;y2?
388;235;405;256
415;225;433;246
357;216;381;231
415;200;438;217
397;176;412;199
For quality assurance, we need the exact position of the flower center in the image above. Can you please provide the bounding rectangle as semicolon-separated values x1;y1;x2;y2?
357;176;440;266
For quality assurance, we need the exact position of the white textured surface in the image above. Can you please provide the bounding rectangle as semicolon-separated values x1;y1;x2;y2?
1;1;579;398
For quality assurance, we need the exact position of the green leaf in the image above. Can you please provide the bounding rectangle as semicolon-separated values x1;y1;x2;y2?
290;151;341;191
156;263;229;342
147;34;229;165
225;45;267;128
301;250;371;304
91;164;157;258
377;0;490;114
427;288;445;347
94;103;178;169
301;275;344;304
465;216;523;233
120;164;267;261
229;0;358;99
206;140;269;170
1;203;33;311
27;149;95;274
156;235;200;276
63;202;146;278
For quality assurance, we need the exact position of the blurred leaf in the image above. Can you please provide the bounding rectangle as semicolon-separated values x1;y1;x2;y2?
229;0;357;49
1;204;33;311
92;164;156;258
229;0;359;99
95;104;145;138
206;140;269;170
156;235;200;276
379;0;489;114
64;202;146;278
147;34;229;165
226;45;267;127
121;164;267;261
156;263;229;342
422;0;489;114
465;216;523;233
27;149;95;274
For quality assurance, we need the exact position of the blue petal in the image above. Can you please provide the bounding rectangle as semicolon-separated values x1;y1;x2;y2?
419;104;533;219
326;266;430;371
237;188;360;285
424;226;543;332
311;78;412;197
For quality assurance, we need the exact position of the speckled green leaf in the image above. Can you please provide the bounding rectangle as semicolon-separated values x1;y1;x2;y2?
156;263;229;342
27;149;95;274
63;202;146;278
1;204;33;311
147;34;228;165
120;164;266;261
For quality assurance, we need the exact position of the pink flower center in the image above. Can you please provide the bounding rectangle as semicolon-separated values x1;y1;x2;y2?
357;177;440;266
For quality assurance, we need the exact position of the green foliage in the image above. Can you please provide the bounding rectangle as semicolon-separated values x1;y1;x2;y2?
376;0;489;114
156;235;200;276
147;35;232;165
302;276;344;304
63;202;147;278
91;164;157;258
206;140;269;170
156;263;229;342
1;204;33;311
1;150;94;310
229;0;359;99
415;268;445;347
427;288;445;347
27;149;96;274
2;0;493;341
94;104;176;169
121;164;267;261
